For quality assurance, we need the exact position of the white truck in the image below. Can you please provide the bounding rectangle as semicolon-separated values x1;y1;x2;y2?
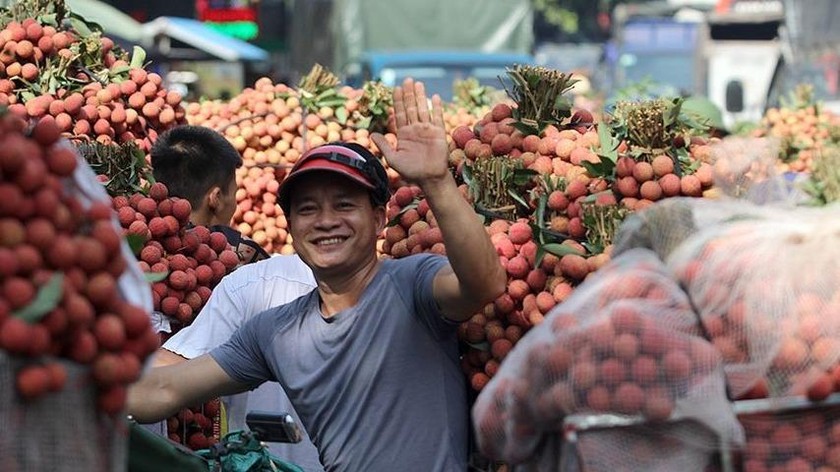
611;0;840;129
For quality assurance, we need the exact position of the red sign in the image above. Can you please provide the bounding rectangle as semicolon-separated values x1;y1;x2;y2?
195;0;257;23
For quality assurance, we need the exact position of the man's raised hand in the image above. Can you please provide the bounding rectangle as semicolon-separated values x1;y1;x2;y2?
371;78;450;185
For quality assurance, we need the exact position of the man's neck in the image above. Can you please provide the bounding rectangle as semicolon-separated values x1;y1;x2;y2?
315;257;381;318
190;210;211;227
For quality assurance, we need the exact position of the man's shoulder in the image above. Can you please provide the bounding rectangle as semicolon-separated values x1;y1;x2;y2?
380;253;447;275
223;254;316;290
253;289;316;328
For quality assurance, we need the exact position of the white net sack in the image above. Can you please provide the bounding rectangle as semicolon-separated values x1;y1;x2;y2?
613;197;789;262
473;249;743;468
667;202;840;399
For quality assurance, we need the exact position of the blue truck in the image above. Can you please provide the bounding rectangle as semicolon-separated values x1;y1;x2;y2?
605;4;706;99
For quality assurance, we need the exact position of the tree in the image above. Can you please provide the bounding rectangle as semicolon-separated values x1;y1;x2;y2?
533;0;654;41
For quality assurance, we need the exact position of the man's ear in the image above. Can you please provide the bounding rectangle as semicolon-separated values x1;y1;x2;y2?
374;205;387;233
206;186;222;212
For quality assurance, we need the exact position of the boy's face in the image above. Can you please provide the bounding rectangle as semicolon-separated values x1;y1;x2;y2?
288;172;384;277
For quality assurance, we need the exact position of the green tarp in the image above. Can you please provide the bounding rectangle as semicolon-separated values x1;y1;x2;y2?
328;0;533;70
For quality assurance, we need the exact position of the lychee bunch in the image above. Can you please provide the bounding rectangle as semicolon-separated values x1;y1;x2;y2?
0;113;157;412
381;185;447;258
114;182;240;334
167;399;221;450
613;153;714;211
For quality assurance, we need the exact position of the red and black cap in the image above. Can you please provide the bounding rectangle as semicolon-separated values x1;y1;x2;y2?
277;142;390;214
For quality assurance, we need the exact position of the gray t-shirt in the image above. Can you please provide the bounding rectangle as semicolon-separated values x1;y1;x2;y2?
211;254;468;471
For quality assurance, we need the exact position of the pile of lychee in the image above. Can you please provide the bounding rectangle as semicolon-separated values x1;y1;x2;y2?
460;218;608;393
233;165;291;254
166;398;221;449
381;184;614;394
612;153;714;211
0;18;185;152
0;113;157;413
114;182;240;335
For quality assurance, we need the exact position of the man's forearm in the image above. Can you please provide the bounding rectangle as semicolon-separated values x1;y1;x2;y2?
421;174;506;302
128;354;246;423
127;367;184;423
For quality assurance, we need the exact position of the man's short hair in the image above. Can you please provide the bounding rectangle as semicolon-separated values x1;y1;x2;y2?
151;125;243;208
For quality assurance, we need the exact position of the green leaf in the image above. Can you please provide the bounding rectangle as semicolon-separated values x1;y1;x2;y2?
37;14;58;27
69;14;94;37
512;168;538;186
386;201;419;227
507;189;530;209
581;160;602;177
461;163;473;187
535;244;546;268
553;95;573;118
318;97;347;108
597;123;619;162
663;98;683;127
144;271;169;283
130;46;147;69
125;233;147;254
109;65;131;76
12;273;64;323
512;120;541;137
535;193;548;231
542;243;584;258
582;241;603;255
355;116;372;130
465;341;490;351
334;106;348;124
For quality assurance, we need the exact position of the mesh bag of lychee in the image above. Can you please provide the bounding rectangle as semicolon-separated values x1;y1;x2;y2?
612;197;785;262
666;202;840;400
517;418;732;472
472;248;744;468
707;136;811;205
0;353;129;472
737;404;840;471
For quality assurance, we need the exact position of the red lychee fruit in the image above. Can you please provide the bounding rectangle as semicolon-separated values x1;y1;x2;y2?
16;365;51;400
612;382;645;415
94;314;126;351
149;182;169;202
651;155;674;177
172;198;192;222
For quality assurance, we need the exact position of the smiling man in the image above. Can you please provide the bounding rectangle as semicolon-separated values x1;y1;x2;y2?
126;78;506;472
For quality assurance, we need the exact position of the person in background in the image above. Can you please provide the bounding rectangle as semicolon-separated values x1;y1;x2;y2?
127;79;507;471
148;125;325;471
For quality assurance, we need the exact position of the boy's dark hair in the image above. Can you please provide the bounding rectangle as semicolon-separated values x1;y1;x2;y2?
151;125;243;208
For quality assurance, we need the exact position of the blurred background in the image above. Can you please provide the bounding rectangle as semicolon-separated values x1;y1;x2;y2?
11;0;837;135
24;0;840;134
